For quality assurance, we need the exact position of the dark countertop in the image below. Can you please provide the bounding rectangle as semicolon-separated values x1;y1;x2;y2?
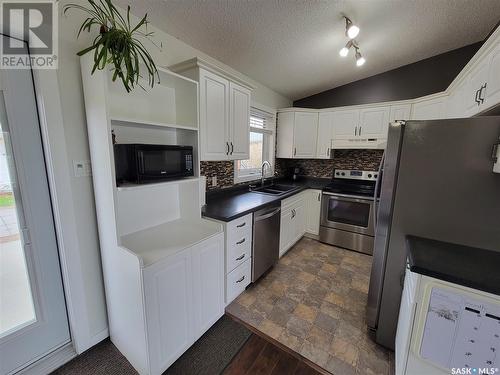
202;177;330;222
407;235;500;296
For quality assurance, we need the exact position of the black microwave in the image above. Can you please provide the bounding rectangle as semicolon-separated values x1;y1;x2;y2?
114;144;194;185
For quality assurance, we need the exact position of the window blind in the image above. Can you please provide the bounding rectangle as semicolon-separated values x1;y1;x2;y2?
250;108;275;132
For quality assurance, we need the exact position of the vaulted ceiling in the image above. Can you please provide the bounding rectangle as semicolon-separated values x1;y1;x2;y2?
119;0;500;100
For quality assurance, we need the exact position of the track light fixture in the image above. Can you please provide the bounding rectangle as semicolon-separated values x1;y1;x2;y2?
339;16;365;67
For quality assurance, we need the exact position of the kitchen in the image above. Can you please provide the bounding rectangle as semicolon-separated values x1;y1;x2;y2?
1;2;500;375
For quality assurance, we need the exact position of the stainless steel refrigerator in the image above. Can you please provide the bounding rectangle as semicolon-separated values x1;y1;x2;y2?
366;117;500;350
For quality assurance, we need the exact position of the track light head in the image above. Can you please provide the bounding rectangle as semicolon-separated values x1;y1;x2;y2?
345;17;360;39
339;40;353;57
355;49;365;66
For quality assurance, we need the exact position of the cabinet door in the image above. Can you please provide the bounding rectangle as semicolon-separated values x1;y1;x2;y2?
293;112;318;158
292;202;306;243
332;109;359;139
316;112;333;158
191;234;224;338
445;83;466;119
484;43;500;110
464;59;489;117
143;250;194;374
229;82;251;160
306;190;322;235
279;207;293;257
359;106;390;138
411;97;445;120
389;104;412;122
199;70;230;160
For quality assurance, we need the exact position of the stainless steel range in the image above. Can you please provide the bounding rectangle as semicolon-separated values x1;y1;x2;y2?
319;169;379;255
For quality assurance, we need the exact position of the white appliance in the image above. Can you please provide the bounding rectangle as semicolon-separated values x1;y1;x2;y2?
396;270;500;375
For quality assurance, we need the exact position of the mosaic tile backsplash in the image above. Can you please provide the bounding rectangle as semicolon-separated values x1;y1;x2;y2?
200;149;383;190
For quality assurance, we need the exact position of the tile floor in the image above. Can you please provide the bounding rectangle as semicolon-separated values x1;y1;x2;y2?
226;237;394;375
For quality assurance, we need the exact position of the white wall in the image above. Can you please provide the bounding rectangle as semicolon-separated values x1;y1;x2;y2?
56;0;291;351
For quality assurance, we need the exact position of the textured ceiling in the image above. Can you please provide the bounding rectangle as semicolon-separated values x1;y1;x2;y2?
117;0;500;100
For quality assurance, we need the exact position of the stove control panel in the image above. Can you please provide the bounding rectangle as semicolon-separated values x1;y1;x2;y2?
334;169;378;181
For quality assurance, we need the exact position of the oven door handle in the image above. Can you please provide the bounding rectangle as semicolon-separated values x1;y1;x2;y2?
322;191;375;202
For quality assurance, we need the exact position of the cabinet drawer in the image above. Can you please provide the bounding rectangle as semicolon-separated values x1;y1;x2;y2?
226;213;252;244
226;232;252;274
226;258;251;304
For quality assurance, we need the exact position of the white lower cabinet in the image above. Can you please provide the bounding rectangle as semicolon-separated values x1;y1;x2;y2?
143;233;224;374
305;189;322;235
221;213;253;305
279;192;306;257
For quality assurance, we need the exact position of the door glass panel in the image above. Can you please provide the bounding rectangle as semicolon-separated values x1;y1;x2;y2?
328;198;370;227
0;97;36;338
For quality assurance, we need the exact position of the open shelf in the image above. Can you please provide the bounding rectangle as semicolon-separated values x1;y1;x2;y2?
109;116;197;131
106;67;198;130
120;218;223;267
116;177;199;191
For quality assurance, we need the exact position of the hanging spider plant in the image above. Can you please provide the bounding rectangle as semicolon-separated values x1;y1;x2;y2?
64;0;161;92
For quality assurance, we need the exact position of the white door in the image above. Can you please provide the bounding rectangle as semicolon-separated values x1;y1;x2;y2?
0;37;70;375
389;104;412;123
332;109;359;139
191;235;224;338
358;106;390;138
199;70;229;160
316;112;333;158
293;112;318;158
306;190;322;235
228;82;250;160
484;44;500;110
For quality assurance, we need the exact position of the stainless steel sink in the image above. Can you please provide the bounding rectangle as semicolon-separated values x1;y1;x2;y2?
250;184;300;196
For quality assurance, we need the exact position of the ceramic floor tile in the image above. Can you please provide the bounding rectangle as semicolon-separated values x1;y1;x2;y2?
225;237;392;374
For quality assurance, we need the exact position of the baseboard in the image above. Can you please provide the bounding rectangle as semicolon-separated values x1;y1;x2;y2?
17;342;76;375
84;327;109;353
304;232;319;240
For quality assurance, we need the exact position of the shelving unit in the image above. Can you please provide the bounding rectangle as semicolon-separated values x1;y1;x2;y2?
80;54;224;375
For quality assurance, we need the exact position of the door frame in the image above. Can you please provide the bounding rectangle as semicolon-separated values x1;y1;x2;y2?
0;30;107;362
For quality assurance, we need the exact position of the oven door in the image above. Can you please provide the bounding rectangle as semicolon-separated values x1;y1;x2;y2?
320;192;375;236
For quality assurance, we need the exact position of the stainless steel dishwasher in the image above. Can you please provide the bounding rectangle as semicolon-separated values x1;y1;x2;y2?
252;202;281;282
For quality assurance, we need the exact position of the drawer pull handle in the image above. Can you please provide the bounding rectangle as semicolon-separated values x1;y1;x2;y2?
236;276;245;283
236;222;246;228
236;238;246;245
236;254;245;261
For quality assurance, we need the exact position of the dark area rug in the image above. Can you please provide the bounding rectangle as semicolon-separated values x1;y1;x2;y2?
53;315;252;375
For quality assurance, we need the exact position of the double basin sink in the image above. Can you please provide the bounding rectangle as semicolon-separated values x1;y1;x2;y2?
250;183;301;196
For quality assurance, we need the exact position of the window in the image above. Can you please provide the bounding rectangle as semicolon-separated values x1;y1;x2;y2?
234;108;275;183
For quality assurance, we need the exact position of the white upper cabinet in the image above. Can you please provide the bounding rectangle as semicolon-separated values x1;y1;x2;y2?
483;42;500;111
358;106;390;138
389;104;412;123
445;82;466;119
411;95;446;120
316;112;334;159
464;57;490;117
169;58;253;161
294;112;318;158
199;70;230;160
229;82;251;160
332;109;359;139
277;111;318;158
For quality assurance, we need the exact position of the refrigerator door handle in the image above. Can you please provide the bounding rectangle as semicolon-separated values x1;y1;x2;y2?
492;138;500;163
373;151;385;229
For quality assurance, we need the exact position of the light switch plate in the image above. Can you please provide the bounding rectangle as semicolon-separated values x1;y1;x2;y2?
73;160;92;177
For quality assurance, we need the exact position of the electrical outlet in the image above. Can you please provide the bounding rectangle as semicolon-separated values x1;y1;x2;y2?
73;160;92;177
211;176;217;186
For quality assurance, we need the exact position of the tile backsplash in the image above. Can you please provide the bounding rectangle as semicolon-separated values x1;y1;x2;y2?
200;149;383;190
276;149;383;178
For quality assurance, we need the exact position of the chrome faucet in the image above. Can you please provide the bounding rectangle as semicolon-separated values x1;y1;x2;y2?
261;160;271;186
